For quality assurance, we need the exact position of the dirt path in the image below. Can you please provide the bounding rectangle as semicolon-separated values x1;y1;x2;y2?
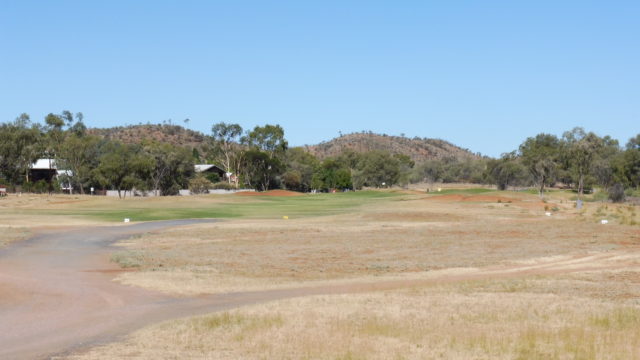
1;221;637;360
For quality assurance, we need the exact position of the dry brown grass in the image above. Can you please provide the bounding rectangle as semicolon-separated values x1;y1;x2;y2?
578;202;640;226
0;227;31;248
111;192;639;295
68;270;640;360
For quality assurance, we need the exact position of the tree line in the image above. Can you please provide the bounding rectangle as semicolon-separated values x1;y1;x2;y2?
485;128;639;200
0;112;638;200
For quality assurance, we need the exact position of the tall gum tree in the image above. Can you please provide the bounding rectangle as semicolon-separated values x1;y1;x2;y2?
562;127;604;199
211;122;243;184
519;133;561;199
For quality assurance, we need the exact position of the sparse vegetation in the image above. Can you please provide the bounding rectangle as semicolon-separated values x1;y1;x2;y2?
68;276;640;360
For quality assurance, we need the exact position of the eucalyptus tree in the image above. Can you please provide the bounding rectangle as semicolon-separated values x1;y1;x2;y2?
243;124;288;160
0;114;44;185
211;122;243;182
561;127;604;197
590;136;621;188
58;134;101;194
143;141;194;196
283;148;320;192
353;151;400;188
519;133;561;198
242;149;283;191
620;134;640;189
313;158;352;191
485;151;527;190
240;124;288;190
93;142;153;198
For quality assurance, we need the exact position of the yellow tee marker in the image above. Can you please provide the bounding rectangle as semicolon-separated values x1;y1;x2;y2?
283;216;289;220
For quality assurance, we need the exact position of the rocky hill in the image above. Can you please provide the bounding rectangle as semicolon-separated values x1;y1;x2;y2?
87;124;209;149
87;125;480;163
304;133;480;163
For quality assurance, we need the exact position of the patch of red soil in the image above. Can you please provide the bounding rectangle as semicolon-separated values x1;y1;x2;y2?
464;195;516;203
423;194;466;202
235;190;304;197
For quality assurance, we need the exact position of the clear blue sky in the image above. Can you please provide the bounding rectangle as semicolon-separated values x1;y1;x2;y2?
1;1;638;157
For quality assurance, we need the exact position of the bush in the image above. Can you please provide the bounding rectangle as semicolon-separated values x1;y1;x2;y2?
205;172;221;183
189;176;214;194
23;180;50;194
161;183;181;196
608;183;626;203
211;181;235;190
283;170;302;191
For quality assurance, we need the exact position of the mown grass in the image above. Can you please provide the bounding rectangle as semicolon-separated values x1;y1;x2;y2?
10;191;402;222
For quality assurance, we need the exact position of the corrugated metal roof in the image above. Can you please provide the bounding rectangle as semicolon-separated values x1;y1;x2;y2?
31;159;57;170
194;164;227;173
30;159;73;177
194;164;215;172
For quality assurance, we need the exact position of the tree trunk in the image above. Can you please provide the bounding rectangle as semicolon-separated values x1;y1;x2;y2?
578;174;584;199
539;176;546;199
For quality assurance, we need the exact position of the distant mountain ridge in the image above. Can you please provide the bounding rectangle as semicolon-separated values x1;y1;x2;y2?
304;133;481;163
87;125;481;163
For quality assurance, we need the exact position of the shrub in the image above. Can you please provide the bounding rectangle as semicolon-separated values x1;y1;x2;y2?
211;181;235;190
189;176;214;194
23;180;50;194
608;183;626;203
205;172;221;183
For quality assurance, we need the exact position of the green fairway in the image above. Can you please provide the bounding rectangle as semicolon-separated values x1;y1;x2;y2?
13;191;403;222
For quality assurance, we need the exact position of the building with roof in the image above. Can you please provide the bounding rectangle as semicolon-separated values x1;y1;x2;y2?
30;159;73;192
194;164;227;180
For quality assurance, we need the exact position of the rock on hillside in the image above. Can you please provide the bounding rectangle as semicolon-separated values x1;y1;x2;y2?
304;133;480;163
